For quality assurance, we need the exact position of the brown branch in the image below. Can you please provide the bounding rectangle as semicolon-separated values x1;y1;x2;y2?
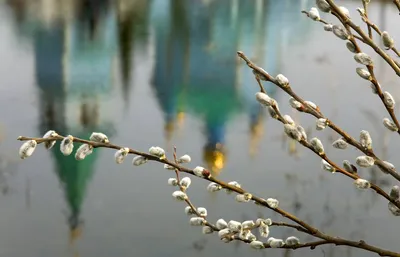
394;0;400;14
16;134;400;256
362;0;373;40
325;0;400;76
237;51;400;183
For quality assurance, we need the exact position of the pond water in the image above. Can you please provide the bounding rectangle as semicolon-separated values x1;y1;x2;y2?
1;0;400;257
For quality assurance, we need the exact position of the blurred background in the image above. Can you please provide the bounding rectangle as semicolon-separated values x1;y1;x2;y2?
0;0;400;256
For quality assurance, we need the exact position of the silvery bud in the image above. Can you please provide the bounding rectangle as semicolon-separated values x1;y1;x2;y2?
360;130;372;149
339;6;350;18
310;137;324;155
354;178;371;189
180;177;191;189
346;41;357;53
193;166;210;178
172;191;187;201
283;115;295;125
285;236;300;246
354;53;373;66
242;220;255;229
43;130;58;149
383;91;395;109
321;160;335;173
390;186;400;200
216;219;228;230
132;156;148;166
268;106;278;119
382;31;394;50
178;154;191;163
168;178;178;186
164;164;175;170
259;224;270;238
388;202;400;216
284;124;302;141
250;240;265;249
255;92;274;107
189;217;205;226
149;146;165;159
332;138;348;149
356;67;372;80
252;68;268;81
316;0;331;12
235;193;252;203
89;132;109;143
60;135;74;156
289;98;302;109
256;218;272;227
333;25;349;40
305;101;317;109
309;7;320;21
207;182;222;192
381;161;396;174
19;140;37;159
269;238;285;248
276;74;289;87
218;228;231;239
343;160;357;174
383;118;398;132
228;220;242;232
185;206;196;215
114;147;130;164
197;207;207;217
266;198;279;209
316;118;328;130
75;144;93;160
239;230;253;240
356;156;375;167
202;226;213;234
296;125;308;141
324;24;333;31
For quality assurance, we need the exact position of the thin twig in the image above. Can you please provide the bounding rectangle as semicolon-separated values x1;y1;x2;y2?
394;0;400;14
16;135;400;257
362;0;373;40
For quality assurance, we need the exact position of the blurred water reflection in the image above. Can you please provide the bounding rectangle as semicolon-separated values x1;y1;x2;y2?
1;0;400;257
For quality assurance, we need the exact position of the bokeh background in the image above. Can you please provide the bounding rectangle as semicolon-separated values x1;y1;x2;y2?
0;0;400;256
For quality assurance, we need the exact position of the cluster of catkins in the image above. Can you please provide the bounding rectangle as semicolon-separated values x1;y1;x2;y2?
169;172;299;249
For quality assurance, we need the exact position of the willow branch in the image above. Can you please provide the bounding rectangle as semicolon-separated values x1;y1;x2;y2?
237;51;400;184
394;0;400;14
16;135;400;256
325;0;400;76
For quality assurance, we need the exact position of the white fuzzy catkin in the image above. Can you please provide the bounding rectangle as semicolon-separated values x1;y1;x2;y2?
189;217;205;226
289;98;302;109
346;41;357;53
255;92;274;107
339;6;350;17
75;144;93;160
269;238;285;248
164;164;175;170
266;198;279;208
207;182;222;192
148;146;165;158
283;115;295;125
180;177;191;189
250;241;265;249
193;166;206;177
390;186;400;200
383;118;398;132
216;219;228;230
132;156;148;166
172;191;187;201
360;130;372;149
324;24;333;31
354;178;371;189
285;236;300;246
356;67;371;80
43;130;58;149
316;118;327;130
354;53;373;66
332;138;348;149
356;156;375;167
309;7;320;21
343;160;357;173
114;148;130;164
168;178;178;186
259;224;270;238
276;74;289;87
19;140;37;159
202;226;213;234
228;220;242;232
310;137;324;155
284;124;302;141
383;91;395;109
178;154;191;163
235;193;252;203
89;132;109;143
60;135;74;156
316;0;331;12
333;25;349;40
321;160;335;173
382;31;394;50
197;207;207;217
242;220;255;229
388;202;400;216
296;125;308;141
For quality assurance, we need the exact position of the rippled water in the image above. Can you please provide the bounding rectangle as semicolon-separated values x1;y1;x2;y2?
1;0;400;256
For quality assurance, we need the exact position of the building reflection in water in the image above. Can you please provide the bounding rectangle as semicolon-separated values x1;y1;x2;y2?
150;0;313;176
